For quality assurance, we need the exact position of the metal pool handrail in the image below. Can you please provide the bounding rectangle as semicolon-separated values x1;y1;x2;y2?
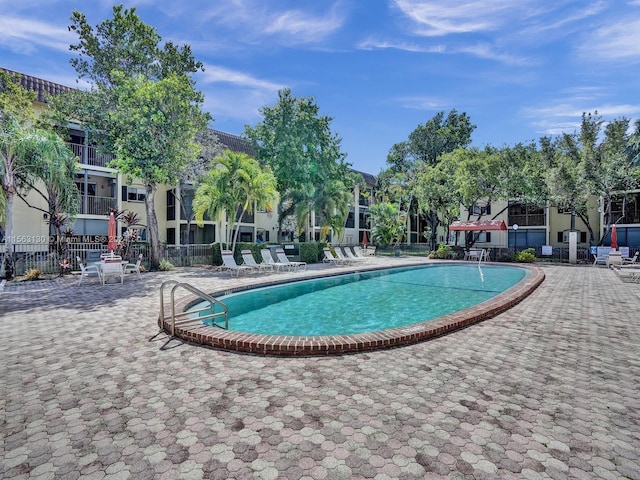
159;280;228;336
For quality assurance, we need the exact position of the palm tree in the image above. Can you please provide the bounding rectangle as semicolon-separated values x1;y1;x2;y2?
316;179;352;242
193;150;278;253
2;110;76;279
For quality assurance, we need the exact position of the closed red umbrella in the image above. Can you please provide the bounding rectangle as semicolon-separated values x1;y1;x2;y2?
362;231;368;248
611;224;618;250
107;212;117;252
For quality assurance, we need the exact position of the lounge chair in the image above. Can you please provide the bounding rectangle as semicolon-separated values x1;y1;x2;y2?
612;264;640;283
260;249;288;272
76;256;101;285
123;253;143;280
333;247;352;264
622;251;639;265
352;246;370;260
343;247;366;262
241;249;273;273
275;248;307;271
323;247;346;266
220;250;254;276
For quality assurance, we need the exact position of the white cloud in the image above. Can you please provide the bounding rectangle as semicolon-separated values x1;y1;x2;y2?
357;38;446;53
263;7;346;43
392;0;532;36
394;95;448;111
523;98;640;136
199;64;284;92
580;18;640;62
0;16;74;54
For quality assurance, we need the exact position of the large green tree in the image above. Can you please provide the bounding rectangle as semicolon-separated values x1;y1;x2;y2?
53;4;209;268
245;88;350;239
385;109;476;248
540;112;640;245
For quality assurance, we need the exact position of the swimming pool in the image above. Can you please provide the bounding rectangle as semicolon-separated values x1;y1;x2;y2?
202;264;529;336
163;261;544;355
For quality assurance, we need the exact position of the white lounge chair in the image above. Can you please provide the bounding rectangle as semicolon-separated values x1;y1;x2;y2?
622;251;639;265
343;247;366;262
333;247;352;265
241;249;273;273
220;250;254;276
323;247;347;265
612;264;640;283
352;246;370;260
260;249;288;272
275;248;307;271
123;253;143;280
76;256;101;285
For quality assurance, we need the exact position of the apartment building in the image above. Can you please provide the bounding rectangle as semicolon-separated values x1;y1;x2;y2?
1;68;376;250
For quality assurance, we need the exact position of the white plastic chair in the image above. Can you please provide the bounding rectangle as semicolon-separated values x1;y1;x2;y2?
123;253;143;280
76;256;101;285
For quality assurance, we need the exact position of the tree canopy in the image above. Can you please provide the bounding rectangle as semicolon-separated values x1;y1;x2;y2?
53;4;210;268
245;88;352;240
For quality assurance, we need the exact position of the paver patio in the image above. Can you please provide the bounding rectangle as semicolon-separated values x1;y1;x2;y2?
2;259;639;479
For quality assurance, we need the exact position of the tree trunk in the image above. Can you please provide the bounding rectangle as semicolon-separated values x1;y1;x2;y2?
231;207;246;253
3;192;15;280
145;183;162;270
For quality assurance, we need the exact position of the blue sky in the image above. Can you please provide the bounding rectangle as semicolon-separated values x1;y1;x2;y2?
1;1;639;174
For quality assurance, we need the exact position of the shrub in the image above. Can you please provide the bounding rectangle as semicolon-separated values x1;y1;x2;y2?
435;244;452;259
158;259;175;271
514;248;536;263
23;268;44;281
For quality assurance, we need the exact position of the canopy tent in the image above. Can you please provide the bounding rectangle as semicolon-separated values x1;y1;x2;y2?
449;220;507;231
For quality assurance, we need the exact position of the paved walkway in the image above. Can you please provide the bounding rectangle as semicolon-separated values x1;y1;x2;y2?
2;260;639;479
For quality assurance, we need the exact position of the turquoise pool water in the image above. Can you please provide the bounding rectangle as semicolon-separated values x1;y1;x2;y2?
198;264;528;336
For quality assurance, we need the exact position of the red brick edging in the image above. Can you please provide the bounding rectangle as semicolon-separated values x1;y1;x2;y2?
159;263;544;356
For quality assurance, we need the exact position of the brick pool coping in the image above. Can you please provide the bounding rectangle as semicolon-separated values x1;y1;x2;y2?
159;262;545;356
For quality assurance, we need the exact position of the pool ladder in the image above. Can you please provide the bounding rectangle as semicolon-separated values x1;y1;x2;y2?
159;280;228;337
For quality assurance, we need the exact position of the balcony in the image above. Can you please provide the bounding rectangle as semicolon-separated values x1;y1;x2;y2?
68;143;115;168
78;194;116;215
508;214;546;227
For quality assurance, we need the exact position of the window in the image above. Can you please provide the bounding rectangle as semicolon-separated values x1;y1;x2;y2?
471;204;491;216
166;190;175;221
508;202;545;226
344;209;355;228
127;187;146;202
557;231;587;243
474;232;491;243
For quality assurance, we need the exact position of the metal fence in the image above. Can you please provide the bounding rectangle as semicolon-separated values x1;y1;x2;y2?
0;242;214;276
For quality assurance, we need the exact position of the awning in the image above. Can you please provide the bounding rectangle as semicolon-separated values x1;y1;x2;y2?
449;220;507;231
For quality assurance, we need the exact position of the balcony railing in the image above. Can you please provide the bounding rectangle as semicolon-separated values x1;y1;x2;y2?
610;210;640;225
507;214;546;227
68;143;114;168
78;194;116;215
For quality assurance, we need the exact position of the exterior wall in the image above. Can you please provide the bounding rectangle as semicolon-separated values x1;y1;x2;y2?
9;181;51;244
456;198;603;251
